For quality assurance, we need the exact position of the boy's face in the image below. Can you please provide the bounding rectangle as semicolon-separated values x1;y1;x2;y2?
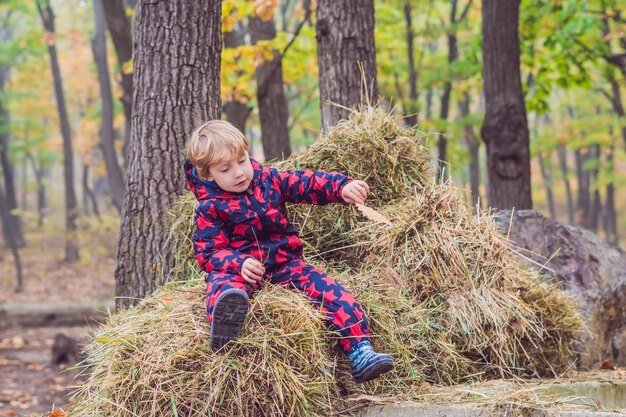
206;152;254;193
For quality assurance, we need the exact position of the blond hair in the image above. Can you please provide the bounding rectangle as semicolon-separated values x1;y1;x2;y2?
187;120;249;178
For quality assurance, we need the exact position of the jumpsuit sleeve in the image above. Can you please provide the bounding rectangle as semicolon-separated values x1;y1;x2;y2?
192;204;250;275
270;167;353;205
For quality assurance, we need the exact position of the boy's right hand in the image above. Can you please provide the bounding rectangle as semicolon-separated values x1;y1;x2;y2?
241;258;265;283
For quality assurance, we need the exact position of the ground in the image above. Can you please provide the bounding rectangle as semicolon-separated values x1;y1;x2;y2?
0;222;117;417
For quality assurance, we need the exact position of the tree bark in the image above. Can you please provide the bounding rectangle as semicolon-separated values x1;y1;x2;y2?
480;0;532;210
25;152;48;227
0;28;25;248
438;0;460;181
115;0;222;309
537;152;556;219
101;0;133;162
222;25;252;134
249;11;291;161
589;143;601;232
82;164;101;218
556;144;575;224
458;93;481;209
316;0;377;129
37;0;80;262
92;0;125;213
403;1;418;126
575;147;591;228
0;181;23;292
603;142;618;246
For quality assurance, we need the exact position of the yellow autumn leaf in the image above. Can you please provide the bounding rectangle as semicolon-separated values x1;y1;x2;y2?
121;59;133;75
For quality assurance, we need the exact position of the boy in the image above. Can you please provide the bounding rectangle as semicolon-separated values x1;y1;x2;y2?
185;120;393;384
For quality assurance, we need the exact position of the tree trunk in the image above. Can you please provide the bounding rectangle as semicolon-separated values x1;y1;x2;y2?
83;164;101;218
249;11;291;161
222;25;252;134
603;142;618;246
37;0;79;262
537;152;556;219
21;155;27;211
438;0;460;181
608;77;626;151
480;0;532;210
575;147;591;228
458;92;481;209
0;38;25;248
589;144;601;232
316;0;377;129
26;152;48;227
115;0;222;309
101;0;133;163
403;1;418;126
556;144;575;224
92;0;125;213
0;181;23;292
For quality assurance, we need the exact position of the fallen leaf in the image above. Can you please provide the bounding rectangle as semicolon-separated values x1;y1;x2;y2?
600;359;615;370
47;410;68;417
355;203;392;225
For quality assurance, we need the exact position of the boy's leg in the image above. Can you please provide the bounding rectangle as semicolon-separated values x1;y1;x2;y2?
268;259;370;352
206;272;259;349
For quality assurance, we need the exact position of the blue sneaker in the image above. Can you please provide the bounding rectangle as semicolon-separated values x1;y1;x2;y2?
210;288;249;350
347;340;394;383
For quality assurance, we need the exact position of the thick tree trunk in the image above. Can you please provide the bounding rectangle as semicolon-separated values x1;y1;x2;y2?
403;1;418;126
92;0;125;213
222;26;251;134
537;152;556;219
115;0;222;309
0;182;23;292
101;0;133;162
37;0;79;262
556;144;575;224
249;12;291;161
458;93;481;208
316;0;377;129
480;0;532;210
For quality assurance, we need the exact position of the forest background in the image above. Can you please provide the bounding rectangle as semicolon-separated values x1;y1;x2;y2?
0;0;625;298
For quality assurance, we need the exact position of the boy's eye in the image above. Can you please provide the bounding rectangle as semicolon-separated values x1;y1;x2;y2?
221;168;229;173
239;158;246;163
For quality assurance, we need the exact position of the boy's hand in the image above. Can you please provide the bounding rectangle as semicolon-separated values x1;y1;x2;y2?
241;258;265;283
342;180;370;204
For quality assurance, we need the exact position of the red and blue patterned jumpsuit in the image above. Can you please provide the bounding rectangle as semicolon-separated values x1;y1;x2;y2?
185;158;370;352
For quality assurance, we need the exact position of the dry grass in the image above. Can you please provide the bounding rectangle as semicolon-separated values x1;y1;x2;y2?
68;105;583;417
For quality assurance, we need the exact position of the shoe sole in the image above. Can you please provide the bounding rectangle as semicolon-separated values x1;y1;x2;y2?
353;356;394;384
210;290;249;350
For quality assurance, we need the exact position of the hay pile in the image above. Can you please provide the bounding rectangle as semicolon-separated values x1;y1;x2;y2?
69;106;582;417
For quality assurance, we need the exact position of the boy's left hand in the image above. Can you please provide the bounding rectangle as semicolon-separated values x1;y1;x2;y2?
342;180;370;204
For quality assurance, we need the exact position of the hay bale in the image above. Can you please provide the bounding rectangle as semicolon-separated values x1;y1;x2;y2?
349;184;580;378
70;280;343;417
70;105;583;416
277;106;430;260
